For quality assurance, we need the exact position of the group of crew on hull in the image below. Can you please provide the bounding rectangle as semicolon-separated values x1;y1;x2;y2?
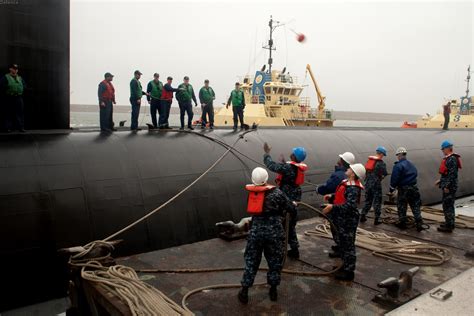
238;140;461;304
98;71;246;132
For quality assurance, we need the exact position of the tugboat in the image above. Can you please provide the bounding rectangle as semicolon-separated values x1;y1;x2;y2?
417;65;473;128
214;17;334;127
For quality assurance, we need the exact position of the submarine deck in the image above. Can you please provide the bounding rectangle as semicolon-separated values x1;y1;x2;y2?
117;211;474;315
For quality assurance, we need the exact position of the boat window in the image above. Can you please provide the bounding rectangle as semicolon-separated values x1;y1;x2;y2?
284;89;290;95
266;96;271;101
277;87;284;94
265;87;271;94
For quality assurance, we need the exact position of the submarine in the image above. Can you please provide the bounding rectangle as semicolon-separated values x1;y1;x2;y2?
1;0;473;312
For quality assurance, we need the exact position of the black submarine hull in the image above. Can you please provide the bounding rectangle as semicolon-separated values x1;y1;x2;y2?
0;128;473;310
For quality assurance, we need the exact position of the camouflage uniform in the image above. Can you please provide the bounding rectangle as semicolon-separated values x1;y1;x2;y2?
331;185;362;272
439;155;459;228
397;185;423;223
264;154;301;251
361;160;387;219
390;157;423;226
241;188;294;287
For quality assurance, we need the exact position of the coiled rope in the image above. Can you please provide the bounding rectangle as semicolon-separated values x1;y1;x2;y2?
305;223;452;266
80;261;192;316
382;206;474;229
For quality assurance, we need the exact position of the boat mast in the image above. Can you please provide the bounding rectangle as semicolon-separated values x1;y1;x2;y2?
263;16;280;73
466;65;471;98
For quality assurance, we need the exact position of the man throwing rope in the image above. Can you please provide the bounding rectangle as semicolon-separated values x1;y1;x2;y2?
263;142;308;259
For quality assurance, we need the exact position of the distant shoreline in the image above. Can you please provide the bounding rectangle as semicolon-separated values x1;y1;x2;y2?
71;104;422;122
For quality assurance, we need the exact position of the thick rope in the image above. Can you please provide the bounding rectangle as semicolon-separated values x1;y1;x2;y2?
305;223;452;266
383;206;474;229
81;261;191;316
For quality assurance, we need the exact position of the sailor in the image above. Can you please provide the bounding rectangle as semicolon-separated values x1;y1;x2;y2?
318;152;356;258
176;76;198;130
199;79;216;129
436;140;462;233
360;146;388;224
129;70;147;131
146;73;163;129
160;76;179;129
0;63;26;132
389;147;424;231
263;142;307;259
239;167;296;304
322;163;365;281
226;82;246;131
97;72;116;132
442;101;451;130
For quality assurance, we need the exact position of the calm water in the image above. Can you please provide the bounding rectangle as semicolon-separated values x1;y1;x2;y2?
71;112;403;128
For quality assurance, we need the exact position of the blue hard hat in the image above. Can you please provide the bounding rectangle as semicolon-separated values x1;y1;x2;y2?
441;140;453;149
292;147;307;162
376;146;387;156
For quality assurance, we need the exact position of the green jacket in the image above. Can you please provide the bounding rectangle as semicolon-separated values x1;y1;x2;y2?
130;78;144;100
227;89;245;107
147;80;163;100
5;74;24;96
176;83;197;104
199;86;215;104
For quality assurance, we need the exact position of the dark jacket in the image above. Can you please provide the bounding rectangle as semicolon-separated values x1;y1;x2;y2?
264;153;301;201
317;165;347;195
390;158;418;190
258;187;296;217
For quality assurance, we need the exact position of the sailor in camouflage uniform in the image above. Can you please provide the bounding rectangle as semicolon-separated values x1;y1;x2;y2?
239;167;296;304
389;147;424;231
263;143;307;259
323;163;366;281
436;140;462;233
360;146;388;225
319;152;356;258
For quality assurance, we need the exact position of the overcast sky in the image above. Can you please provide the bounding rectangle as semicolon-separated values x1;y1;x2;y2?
71;0;473;115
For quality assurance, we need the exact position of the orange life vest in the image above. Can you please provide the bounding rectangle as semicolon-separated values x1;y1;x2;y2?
245;184;276;215
101;80;115;101
364;156;382;172
439;153;462;175
333;179;364;205
275;161;308;186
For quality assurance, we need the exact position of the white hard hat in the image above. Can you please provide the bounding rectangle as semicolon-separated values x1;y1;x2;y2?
251;167;269;185
395;147;407;155
338;152;356;165
350;163;366;181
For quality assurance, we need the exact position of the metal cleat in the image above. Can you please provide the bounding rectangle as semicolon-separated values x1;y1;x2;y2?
373;267;421;308
216;217;252;241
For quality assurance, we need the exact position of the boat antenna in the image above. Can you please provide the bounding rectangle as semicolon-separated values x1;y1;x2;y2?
465;65;471;98
263;16;285;73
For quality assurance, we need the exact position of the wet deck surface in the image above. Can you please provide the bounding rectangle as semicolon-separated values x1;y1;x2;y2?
118;216;474;315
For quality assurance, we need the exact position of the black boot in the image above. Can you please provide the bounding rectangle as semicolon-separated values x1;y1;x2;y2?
374;218;382;225
395;221;407;229
360;214;367;223
287;248;300;259
269;285;278;301
437;225;453;233
331;245;340;252
238;287;249;304
335;270;355;281
416;221;424;232
328;251;341;258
